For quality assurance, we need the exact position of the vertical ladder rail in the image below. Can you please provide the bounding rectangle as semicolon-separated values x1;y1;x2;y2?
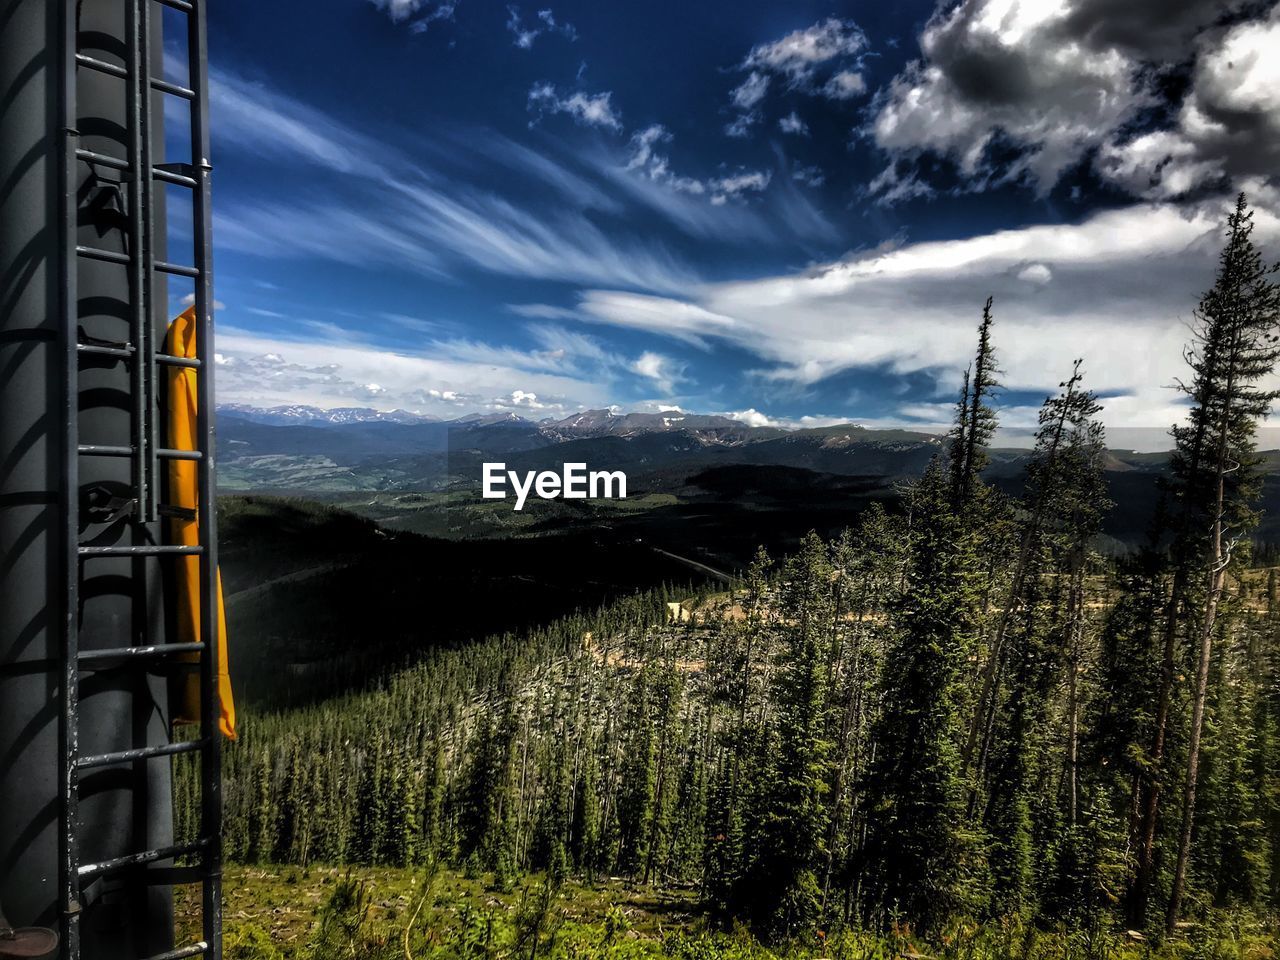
125;0;150;521
187;2;223;957
59;0;82;954
139;0;161;521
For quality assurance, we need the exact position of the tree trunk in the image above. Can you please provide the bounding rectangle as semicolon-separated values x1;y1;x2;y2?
1066;564;1085;826
1129;568;1185;927
1167;394;1236;932
962;379;1076;781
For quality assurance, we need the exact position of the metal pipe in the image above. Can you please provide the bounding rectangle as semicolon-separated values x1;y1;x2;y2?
188;3;224;957
77;841;207;881
60;1;83;955
77;643;206;665
76;739;208;771
77;545;202;557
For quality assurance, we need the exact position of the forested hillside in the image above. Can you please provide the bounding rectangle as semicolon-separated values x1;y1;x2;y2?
184;198;1280;955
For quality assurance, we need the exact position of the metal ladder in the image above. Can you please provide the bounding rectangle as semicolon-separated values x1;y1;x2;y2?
59;1;221;959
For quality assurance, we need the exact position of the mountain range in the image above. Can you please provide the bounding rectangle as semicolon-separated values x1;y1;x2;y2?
215;404;957;488
214;404;1280;548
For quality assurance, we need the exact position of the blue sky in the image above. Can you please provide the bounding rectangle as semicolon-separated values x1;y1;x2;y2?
169;0;1280;444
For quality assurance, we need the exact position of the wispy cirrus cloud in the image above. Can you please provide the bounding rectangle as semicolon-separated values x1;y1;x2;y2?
207;66;692;292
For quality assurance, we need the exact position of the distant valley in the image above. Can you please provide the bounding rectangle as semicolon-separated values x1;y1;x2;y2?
215;403;1280;551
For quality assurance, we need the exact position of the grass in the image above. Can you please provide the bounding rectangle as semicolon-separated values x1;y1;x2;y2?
176;865;1278;960
178;864;700;957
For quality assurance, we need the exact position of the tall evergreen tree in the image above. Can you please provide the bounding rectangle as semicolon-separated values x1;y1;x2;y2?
1165;194;1280;931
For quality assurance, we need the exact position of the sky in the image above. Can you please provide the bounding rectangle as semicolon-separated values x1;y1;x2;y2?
165;0;1280;448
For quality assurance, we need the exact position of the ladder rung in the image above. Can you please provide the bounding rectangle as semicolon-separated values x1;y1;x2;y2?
75;53;127;80
78;544;203;557
78;444;203;461
77;444;131;457
77;345;202;368
74;54;195;100
78;840;207;880
75;147;129;172
158;353;202;369
145;943;208;960
156;260;200;278
78;342;135;360
75;150;199;189
154;0;194;12
76;245;131;266
150;77;195;100
78;641;206;666
154;166;197;188
77;738;208;771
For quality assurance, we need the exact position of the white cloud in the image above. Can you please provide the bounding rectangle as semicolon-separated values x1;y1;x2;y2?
630;351;685;395
731;71;771;109
576;196;1280;429
823;69;866;100
208;70;692;293
793;164;825;187
366;0;456;32
577;290;738;349
1017;262;1052;284
625;125;704;194
507;303;581;321
724;113;760;138
778;111;809;136
744;18;868;87
720;409;862;430
527;82;622;130
213;327;611;417
1098;7;1280;199
724;407;776;428
869;0;1280;200
622;125;771;207
710;170;771;203
506;5;576;48
209;68;394;178
870;0;1145;195
866;162;934;205
725;18;869;129
500;389;548;410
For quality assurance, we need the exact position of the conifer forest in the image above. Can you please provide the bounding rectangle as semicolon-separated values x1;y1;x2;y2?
179;197;1280;957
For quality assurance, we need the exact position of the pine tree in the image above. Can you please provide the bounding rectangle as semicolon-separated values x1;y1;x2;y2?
1165;194;1280;931
982;364;1108;916
747;532;834;934
949;297;1000;508
861;459;984;928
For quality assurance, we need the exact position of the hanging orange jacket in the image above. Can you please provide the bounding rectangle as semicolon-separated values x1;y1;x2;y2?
167;306;236;739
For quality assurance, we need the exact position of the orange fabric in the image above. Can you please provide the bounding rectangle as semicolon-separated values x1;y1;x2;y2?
167;306;236;739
